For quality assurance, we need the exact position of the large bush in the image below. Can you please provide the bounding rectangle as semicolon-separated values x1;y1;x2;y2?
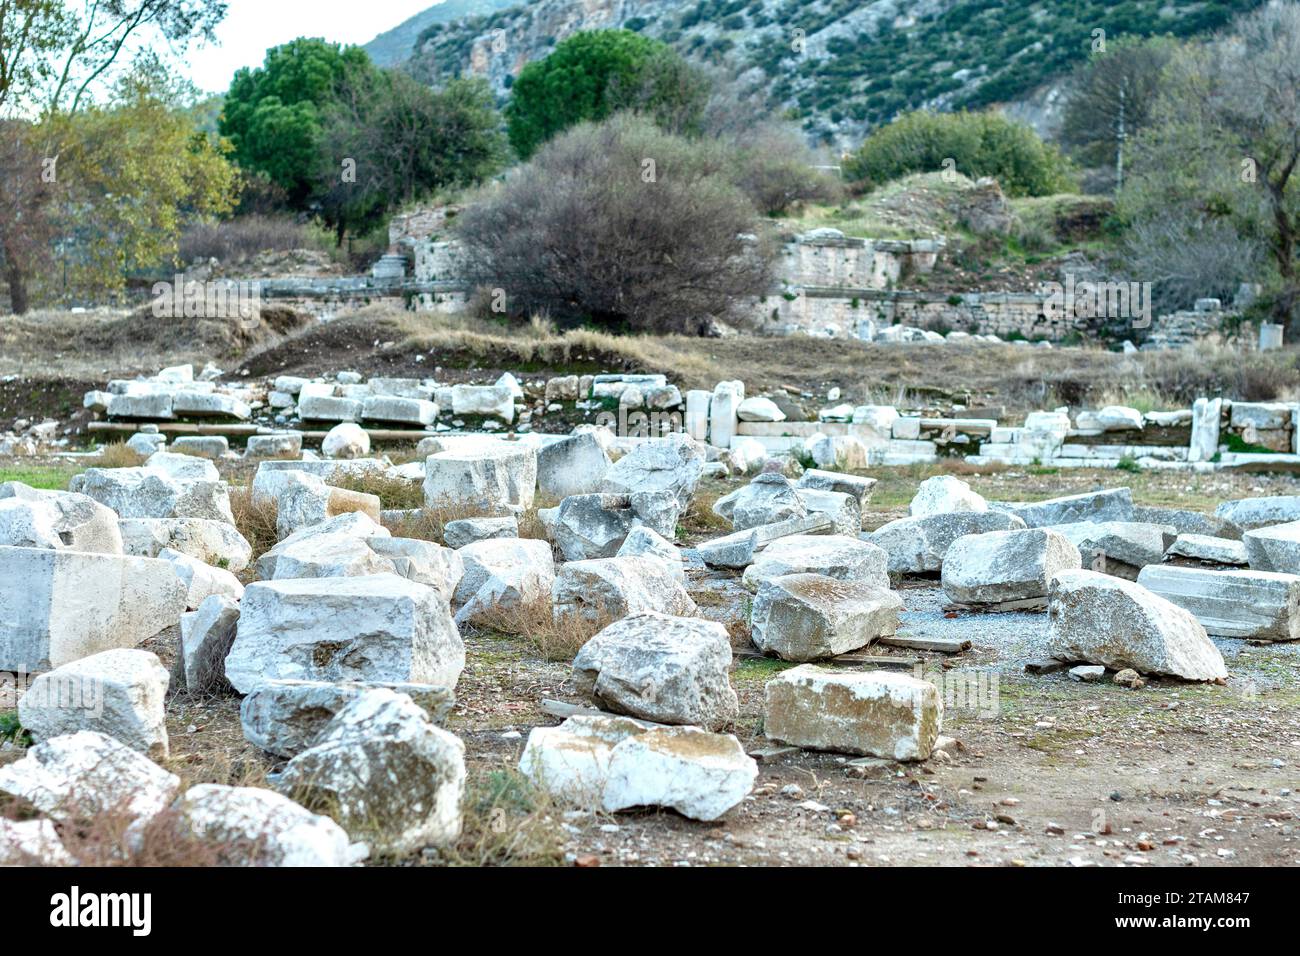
220;39;377;203
455;114;773;334
731;123;843;215
504;30;707;159
844;110;1075;197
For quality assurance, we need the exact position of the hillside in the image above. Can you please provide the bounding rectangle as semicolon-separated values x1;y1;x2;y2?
363;0;518;66
382;0;1263;146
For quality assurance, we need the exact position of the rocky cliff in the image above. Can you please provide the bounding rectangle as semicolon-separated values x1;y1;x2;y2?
376;0;1263;148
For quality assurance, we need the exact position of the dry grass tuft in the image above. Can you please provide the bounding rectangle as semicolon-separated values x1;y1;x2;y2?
438;764;566;867
228;486;278;561
87;441;145;468
382;497;558;548
677;482;731;540
464;598;602;663
383;504;484;545
331;471;425;510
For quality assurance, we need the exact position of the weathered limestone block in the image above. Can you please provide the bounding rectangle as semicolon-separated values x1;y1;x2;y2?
1046;570;1227;680
536;432;613;499
1007;488;1134;527
170;391;250;420
180;594;240;694
601;726;756;822
1136;565;1300;642
941;528;1080;604
275;690;466;855
552;556;696;634
274;472;381;540
867;510;1026;574
442;515;517;549
1167;534;1248;565
1216;496;1300;531
571;613;738;730
256;511;390;579
519;715;648;806
750;574;903;661
0;547;187;672
794;487;860;535
0;482;123;554
615;526;684;582
423;444;536;515
452;537;554;630
71;467;234;524
713;473;806;530
600;433;705;511
698;513;834;569
1043;521;1174;579
1243;520;1300;574
450;383;514;421
0;731;180;826
244;433;303;460
173;784;358;866
737;396;785;422
18;649;170;758
170;436;229;459
909;475;987;516
764;666;942;760
742;534;888;592
160;547;244;609
361;396;438;426
224;574;464;694
796;469;877;506
241;679;455;757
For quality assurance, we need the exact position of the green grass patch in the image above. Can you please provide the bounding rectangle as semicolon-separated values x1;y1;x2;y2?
0;465;78;490
732;657;798;685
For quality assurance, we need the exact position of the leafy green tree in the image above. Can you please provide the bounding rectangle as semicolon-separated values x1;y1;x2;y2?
47;60;239;303
220;38;376;203
315;73;506;243
1119;5;1300;330
504;29;707;159
0;0;225;117
1059;36;1177;191
843;109;1075;197
0;0;227;313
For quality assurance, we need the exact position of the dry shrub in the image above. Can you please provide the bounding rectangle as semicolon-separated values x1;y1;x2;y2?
463;597;604;663
8;795;267;867
228;486;278;561
517;495;558;542
383;497;558;548
178;214;317;265
455;113;774;333
88;441;144;468
731;123;844;215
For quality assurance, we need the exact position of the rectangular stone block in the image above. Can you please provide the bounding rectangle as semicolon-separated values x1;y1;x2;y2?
1136;565;1300;641
764;665;941;760
0;546;187;671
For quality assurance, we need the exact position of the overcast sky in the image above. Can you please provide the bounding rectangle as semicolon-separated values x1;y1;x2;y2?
179;0;439;94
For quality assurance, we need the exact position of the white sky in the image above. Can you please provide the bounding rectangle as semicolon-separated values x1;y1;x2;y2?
177;0;441;95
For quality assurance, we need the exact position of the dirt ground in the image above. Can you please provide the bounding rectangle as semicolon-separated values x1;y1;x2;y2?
3;460;1298;868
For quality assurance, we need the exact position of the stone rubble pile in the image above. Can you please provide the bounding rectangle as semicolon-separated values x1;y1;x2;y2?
10;365;1300;868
